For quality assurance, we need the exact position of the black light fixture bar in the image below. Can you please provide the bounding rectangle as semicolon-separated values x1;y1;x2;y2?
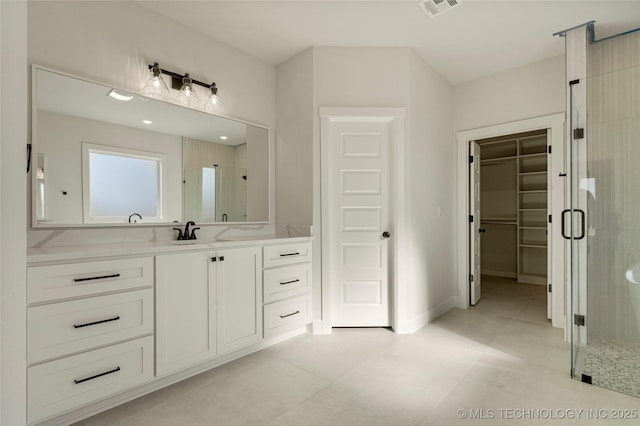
148;63;216;91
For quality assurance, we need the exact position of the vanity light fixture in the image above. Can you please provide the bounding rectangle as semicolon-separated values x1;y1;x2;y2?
143;62;221;110
142;62;171;98
107;89;134;101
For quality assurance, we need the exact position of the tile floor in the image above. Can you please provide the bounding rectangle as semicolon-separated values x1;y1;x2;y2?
75;276;640;425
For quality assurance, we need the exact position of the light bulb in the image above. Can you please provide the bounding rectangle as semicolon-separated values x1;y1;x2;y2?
204;83;222;112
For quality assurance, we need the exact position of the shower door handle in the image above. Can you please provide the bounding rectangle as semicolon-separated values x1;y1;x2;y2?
575;209;586;240
561;209;571;240
561;209;586;240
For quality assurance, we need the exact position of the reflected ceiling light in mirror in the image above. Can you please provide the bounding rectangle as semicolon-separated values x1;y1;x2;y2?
142;120;153;125
220;136;228;140
142;62;170;98
176;74;200;108
107;89;134;101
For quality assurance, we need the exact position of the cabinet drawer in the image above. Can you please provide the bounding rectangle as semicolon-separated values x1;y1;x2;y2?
28;257;154;304
28;289;153;364
264;294;311;339
263;264;310;303
28;336;154;424
263;242;311;268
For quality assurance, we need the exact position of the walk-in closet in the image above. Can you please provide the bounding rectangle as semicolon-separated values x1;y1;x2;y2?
478;130;550;285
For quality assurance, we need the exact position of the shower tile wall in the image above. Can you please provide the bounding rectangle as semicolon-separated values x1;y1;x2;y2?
585;30;640;396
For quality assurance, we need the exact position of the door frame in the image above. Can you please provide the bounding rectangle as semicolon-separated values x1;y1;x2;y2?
455;113;566;328
319;107;406;334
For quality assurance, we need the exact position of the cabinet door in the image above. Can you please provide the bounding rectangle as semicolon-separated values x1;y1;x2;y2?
156;252;216;376
216;246;263;355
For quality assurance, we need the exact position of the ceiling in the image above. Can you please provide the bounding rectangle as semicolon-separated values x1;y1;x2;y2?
139;0;640;85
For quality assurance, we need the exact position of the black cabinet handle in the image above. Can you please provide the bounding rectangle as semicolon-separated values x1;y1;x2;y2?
280;252;300;257
74;366;121;384
74;273;120;283
74;316;120;329
280;310;300;319
219;256;225;261
279;279;300;286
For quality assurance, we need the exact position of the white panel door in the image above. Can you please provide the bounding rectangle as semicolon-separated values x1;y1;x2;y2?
216;246;262;354
155;252;216;376
470;141;482;305
329;120;391;326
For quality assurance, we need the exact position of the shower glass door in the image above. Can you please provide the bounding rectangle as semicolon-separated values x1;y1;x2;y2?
571;30;640;398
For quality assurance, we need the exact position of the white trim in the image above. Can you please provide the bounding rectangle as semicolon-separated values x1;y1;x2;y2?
455;113;566;329
397;297;456;334
320;107;406;334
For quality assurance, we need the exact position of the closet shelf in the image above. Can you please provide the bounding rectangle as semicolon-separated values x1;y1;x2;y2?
519;208;547;211
482;221;517;225
520;226;547;230
519;171;547;176
519;152;547;159
519;190;547;193
480;156;517;165
519;244;547;248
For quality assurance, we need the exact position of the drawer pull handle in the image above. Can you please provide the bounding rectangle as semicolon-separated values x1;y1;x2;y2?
279;252;300;257
73;316;121;329
74;366;121;384
280;279;300;286
73;273;121;283
280;310;300;319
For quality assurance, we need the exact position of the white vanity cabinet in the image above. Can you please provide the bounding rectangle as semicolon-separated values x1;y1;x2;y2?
155;245;262;375
262;241;312;339
26;257;155;424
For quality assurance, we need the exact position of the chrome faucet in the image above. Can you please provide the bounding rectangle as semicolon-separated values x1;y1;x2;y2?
128;213;142;223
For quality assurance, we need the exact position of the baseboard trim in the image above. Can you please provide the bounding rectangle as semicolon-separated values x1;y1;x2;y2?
482;270;517;278
394;296;456;334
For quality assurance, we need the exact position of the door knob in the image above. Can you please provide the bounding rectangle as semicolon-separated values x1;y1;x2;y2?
382;231;391;239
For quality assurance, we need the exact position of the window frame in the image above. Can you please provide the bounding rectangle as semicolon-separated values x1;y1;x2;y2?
81;143;168;224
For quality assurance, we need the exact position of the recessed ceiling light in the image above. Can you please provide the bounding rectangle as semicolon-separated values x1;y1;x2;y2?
220;136;228;140
142;120;152;125
107;89;134;101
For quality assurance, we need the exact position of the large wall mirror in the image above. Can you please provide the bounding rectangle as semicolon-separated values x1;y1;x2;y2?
32;67;269;227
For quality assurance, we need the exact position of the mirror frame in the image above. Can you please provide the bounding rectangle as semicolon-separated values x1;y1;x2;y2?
30;64;271;228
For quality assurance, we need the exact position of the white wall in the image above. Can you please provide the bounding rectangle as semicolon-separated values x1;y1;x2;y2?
27;0;276;244
453;55;565;132
38;111;183;224
275;48;314;228
1;1;28;424
406;51;455;325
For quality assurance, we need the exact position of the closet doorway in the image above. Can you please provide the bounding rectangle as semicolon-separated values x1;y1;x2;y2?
470;129;553;321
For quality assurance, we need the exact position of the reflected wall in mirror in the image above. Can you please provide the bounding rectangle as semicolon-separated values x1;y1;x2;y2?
32;67;269;226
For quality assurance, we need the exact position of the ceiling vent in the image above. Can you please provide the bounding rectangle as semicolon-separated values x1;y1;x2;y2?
419;0;462;18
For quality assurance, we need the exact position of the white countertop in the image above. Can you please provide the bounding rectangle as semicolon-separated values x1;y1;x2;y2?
27;236;313;264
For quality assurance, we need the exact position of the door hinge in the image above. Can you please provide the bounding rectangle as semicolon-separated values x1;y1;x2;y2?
548;284;552;293
548;145;552;154
548;215;552;223
573;128;584;140
469;155;474;163
469;274;474;283
469;215;474;223
574;314;585;326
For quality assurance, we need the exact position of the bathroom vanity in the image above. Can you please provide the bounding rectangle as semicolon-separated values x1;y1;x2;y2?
26;237;312;424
